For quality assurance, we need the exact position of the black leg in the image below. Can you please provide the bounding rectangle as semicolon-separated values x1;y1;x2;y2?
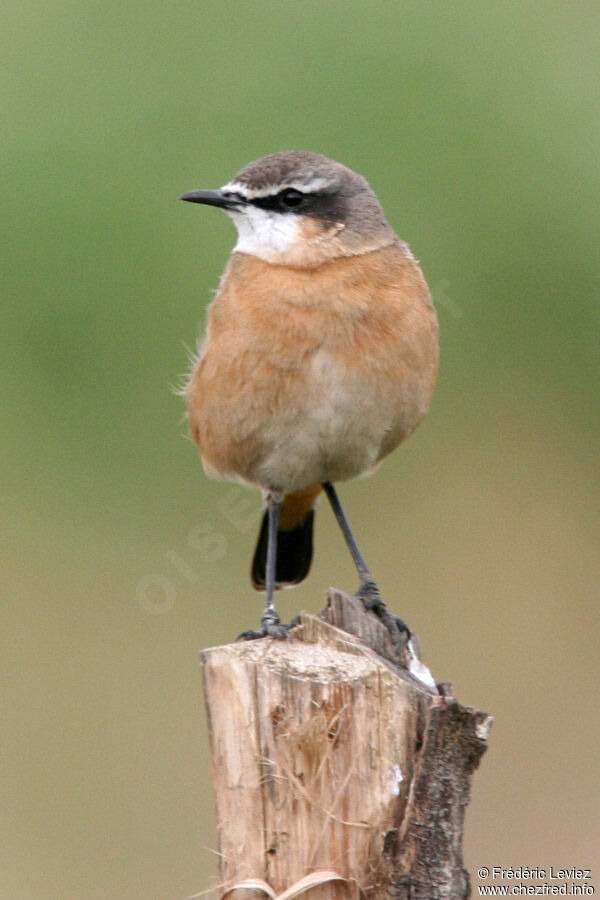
238;492;289;640
322;481;372;584
262;492;281;627
322;482;411;648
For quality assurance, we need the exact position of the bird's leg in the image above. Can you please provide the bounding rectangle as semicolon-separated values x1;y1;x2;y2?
322;482;411;650
238;492;289;640
262;492;283;629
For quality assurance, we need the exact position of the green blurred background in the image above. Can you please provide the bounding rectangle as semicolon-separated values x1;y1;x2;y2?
3;1;599;897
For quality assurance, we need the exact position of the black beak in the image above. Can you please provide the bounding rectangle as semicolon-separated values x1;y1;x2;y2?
179;189;243;209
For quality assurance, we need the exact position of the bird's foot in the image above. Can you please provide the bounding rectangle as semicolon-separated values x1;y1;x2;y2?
236;609;296;642
355;579;411;652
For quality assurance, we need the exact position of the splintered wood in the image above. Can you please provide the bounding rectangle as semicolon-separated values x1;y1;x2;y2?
201;590;491;900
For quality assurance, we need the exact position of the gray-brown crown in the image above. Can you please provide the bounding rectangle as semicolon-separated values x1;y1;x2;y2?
228;152;365;196
223;151;396;246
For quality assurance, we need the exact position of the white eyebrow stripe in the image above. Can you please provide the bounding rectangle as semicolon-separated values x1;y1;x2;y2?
221;176;333;200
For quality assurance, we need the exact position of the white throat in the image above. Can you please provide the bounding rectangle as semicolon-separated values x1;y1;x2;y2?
227;206;301;262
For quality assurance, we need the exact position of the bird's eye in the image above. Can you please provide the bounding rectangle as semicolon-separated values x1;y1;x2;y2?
279;188;305;208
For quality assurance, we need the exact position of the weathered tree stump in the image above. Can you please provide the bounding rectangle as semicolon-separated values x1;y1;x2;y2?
201;589;492;900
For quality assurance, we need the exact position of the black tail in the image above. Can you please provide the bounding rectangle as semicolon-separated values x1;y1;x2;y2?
251;509;314;590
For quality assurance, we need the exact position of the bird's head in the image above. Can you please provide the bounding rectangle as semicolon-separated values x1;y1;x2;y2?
181;151;396;268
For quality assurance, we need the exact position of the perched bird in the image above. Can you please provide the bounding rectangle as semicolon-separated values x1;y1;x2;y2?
180;152;438;649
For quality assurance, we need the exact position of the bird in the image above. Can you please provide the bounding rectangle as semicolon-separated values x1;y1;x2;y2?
180;151;439;651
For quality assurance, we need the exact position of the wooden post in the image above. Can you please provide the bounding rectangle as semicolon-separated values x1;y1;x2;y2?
201;589;492;900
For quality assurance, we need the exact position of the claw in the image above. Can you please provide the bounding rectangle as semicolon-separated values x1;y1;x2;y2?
355;579;411;652
236;614;295;642
355;578;384;611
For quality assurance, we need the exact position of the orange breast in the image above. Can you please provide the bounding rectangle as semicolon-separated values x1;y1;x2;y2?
184;243;438;491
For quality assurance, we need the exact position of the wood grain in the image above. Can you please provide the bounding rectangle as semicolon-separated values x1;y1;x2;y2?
201;590;491;900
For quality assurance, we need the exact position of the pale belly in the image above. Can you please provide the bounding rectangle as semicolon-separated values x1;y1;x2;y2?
251;350;427;492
